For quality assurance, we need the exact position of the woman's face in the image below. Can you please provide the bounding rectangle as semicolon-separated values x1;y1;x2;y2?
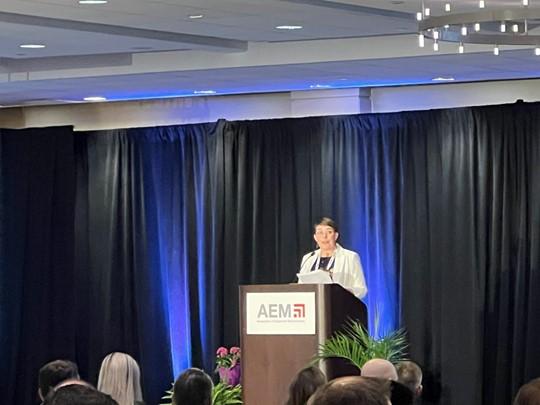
313;225;339;251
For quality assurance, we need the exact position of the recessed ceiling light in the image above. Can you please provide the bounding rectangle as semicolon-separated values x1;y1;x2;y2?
193;90;216;95
188;14;204;19
78;0;108;4
432;77;455;82
275;25;303;30
309;84;331;89
19;44;46;49
83;96;107;102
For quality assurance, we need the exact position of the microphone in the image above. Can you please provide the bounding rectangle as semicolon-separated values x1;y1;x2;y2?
300;250;316;271
292;250;316;284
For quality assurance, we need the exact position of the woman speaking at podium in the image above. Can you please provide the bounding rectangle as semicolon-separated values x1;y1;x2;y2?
298;217;367;299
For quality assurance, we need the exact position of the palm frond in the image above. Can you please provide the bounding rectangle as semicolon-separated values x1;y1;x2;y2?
313;319;408;370
159;384;173;405
212;382;243;405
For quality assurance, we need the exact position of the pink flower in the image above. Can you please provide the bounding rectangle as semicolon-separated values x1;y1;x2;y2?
216;346;242;385
216;347;228;357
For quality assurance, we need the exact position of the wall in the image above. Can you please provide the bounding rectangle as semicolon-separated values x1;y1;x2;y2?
370;78;540;113
1;79;540;130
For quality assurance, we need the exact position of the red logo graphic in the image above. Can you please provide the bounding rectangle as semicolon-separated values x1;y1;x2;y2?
293;303;305;318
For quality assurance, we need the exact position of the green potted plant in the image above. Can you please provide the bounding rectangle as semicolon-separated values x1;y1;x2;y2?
160;382;242;405
313;318;408;370
212;382;243;405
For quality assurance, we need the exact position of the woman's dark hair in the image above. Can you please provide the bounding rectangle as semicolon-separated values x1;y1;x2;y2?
314;217;338;233
286;366;327;405
514;378;540;405
173;368;213;405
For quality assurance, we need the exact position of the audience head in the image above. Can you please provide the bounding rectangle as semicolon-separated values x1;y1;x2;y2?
286;366;327;405
172;368;213;405
396;361;423;398
38;359;80;400
97;352;143;405
389;380;415;405
44;383;118;405
514;377;540;405
361;359;398;381
307;376;391;405
54;378;94;390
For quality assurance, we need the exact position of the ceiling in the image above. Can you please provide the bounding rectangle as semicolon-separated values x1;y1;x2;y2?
1;0;539;107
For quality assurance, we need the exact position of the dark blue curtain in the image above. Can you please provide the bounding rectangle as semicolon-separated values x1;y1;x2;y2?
320;115;401;336
74;116;400;403
0;127;77;405
398;105;540;405
1;102;539;405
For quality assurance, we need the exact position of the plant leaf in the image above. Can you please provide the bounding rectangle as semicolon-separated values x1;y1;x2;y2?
160;381;243;405
313;319;408;370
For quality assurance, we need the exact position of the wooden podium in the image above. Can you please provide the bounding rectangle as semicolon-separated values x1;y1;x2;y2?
239;283;367;405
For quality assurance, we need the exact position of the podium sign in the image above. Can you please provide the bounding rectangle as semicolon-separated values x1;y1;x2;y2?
246;292;316;335
240;284;367;405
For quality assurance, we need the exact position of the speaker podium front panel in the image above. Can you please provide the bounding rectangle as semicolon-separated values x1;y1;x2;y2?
239;283;366;405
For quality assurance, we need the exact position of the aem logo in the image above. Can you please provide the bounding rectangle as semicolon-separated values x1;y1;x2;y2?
256;303;306;319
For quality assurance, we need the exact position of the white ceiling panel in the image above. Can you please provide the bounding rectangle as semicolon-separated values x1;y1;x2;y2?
1;0;540;107
0;22;203;58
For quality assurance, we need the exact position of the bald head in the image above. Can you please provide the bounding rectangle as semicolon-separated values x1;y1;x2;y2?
514;377;540;405
361;359;398;381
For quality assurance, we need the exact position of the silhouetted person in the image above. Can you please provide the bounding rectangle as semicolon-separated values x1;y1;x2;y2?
307;376;391;405
173;368;213;405
389;380;414;405
44;383;117;405
38;360;80;402
286;366;327;405
514;377;540;405
361;359;398;381
396;361;423;399
97;352;144;405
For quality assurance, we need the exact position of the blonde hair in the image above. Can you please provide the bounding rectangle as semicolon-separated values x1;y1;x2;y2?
97;352;143;405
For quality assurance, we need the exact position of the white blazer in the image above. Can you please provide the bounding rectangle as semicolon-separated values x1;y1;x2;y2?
299;243;368;299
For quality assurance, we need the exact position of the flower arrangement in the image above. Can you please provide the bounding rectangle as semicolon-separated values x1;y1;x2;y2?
216;346;241;386
216;346;241;368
